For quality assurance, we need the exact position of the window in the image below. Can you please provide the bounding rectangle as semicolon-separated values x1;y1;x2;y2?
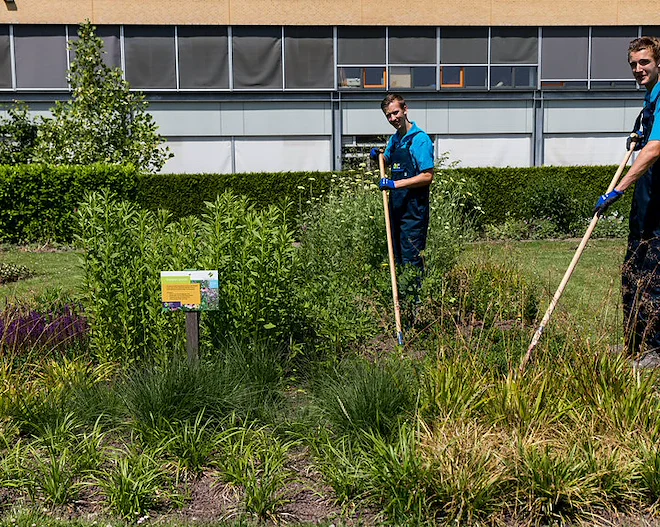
338;27;385;89
439;28;487;90
178;26;229;89
124;26;176;89
440;66;487;89
0;26;11;89
14;25;68;89
388;27;436;64
389;66;435;89
68;25;121;69
591;27;638;81
491;27;537;64
338;26;385;64
440;27;488;64
490;66;536;88
541;27;588;88
233;26;282;89
284;26;333;89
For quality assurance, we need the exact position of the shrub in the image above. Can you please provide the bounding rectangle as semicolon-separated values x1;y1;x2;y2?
453;165;632;237
137;170;335;222
0;163;138;243
77;190;299;362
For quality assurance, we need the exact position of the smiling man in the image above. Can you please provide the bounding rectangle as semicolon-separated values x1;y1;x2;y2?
594;37;660;366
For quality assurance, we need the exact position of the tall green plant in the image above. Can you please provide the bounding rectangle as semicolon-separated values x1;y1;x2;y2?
32;22;171;173
77;191;300;362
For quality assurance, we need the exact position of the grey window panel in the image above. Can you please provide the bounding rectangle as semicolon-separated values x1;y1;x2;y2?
388;27;436;64
591;27;638;79
68;25;121;69
337;27;385;65
233;26;282;89
14;25;68;89
0;26;11;88
178;26;228;89
491;66;536;88
124;26;176;89
541;27;588;80
642;27;660;37
440;27;488;64
284;26;333;89
491;27;537;64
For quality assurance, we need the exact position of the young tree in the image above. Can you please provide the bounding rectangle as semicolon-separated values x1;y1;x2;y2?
32;22;172;172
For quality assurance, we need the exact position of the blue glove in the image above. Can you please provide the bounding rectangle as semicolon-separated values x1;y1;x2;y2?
379;178;396;190
370;147;381;161
594;189;623;216
626;132;642;151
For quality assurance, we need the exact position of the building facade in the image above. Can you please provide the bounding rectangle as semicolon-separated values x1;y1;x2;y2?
0;1;657;172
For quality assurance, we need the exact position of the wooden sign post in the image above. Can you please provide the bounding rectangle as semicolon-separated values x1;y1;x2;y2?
161;270;219;366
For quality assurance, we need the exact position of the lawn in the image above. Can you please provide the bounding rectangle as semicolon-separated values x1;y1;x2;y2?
1;239;627;319
0;245;82;303
464;238;627;342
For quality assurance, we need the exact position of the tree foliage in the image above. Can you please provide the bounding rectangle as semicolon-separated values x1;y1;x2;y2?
32;21;172;173
0;101;39;164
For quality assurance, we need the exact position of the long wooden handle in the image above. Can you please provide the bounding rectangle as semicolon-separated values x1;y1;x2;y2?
519;145;636;374
379;154;404;346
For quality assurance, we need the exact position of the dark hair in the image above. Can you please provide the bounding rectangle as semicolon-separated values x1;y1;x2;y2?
381;93;407;113
628;36;660;63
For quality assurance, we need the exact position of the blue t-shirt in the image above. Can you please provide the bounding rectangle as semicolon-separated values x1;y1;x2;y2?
644;81;660;143
383;121;434;179
630;82;660;238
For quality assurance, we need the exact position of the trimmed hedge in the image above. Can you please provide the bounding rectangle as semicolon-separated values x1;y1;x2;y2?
0;164;635;243
136;171;335;219
451;165;632;230
0;164;139;243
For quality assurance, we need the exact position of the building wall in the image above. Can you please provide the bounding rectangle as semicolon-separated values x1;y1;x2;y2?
2;0;660;26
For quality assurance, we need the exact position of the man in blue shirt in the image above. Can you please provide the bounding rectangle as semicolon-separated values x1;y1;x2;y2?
595;37;660;366
371;93;435;270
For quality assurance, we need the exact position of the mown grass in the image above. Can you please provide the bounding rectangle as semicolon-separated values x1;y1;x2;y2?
0;245;82;303
465;238;626;341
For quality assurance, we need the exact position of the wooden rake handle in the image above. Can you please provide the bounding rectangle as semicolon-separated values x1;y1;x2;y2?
518;144;636;375
379;153;404;346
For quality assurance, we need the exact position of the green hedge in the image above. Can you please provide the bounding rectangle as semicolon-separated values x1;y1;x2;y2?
0;164;139;243
0;164;635;244
136;171;335;219
451;165;632;230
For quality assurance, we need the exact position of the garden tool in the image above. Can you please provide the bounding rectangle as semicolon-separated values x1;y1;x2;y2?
519;134;640;374
379;153;405;346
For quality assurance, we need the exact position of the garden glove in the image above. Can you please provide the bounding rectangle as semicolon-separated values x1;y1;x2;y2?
379;178;396;191
626;131;643;151
370;147;381;161
594;189;623;216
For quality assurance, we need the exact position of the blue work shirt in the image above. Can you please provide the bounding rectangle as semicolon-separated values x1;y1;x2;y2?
383;121;435;182
382;121;434;267
630;81;660;239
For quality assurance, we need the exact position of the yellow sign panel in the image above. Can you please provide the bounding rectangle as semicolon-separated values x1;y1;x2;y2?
162;283;201;305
